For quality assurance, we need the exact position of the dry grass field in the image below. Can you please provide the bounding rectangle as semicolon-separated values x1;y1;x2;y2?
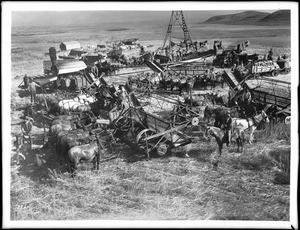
9;20;291;222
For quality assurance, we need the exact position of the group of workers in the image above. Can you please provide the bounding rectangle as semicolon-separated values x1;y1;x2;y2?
23;74;81;105
57;75;79;92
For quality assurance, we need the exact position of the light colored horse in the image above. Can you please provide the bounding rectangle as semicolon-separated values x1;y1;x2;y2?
205;125;245;155
76;94;97;104
58;94;96;114
231;110;269;144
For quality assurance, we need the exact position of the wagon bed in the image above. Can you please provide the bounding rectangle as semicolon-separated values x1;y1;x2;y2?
245;78;291;109
113;107;192;158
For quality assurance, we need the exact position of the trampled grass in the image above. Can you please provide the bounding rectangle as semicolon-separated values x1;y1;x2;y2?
10;124;290;221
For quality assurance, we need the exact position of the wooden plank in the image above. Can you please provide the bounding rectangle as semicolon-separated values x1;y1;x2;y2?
223;70;242;90
261;77;291;85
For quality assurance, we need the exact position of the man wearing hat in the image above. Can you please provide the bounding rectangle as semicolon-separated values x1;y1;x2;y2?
23;74;29;89
267;48;273;61
28;77;37;104
222;110;233;147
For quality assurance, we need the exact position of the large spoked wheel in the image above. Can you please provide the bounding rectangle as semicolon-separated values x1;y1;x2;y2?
136;129;157;158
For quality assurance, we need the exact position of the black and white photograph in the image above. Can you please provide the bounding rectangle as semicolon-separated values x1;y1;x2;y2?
2;1;298;229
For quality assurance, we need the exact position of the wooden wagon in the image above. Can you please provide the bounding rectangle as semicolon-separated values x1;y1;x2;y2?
277;59;291;74
112;107;193;158
249;60;281;77
245;78;291;117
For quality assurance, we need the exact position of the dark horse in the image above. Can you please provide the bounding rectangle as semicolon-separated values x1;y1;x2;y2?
203;105;239;127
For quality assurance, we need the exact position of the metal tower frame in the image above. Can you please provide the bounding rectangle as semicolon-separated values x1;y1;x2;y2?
162;11;193;50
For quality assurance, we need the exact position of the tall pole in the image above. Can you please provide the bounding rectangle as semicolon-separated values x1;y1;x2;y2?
162;11;193;51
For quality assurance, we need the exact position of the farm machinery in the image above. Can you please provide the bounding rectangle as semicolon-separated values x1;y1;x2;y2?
112;106;197;158
276;58;291;74
247;60;281;77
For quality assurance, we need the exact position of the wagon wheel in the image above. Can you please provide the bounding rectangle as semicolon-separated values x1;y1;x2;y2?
135;129;157;158
157;141;170;157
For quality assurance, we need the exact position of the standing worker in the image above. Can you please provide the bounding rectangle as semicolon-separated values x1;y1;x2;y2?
28;77;37;104
242;87;252;105
267;48;273;61
23;74;29;89
118;85;128;110
221;110;233;147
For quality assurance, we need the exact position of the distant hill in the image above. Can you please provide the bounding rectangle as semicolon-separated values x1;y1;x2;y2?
202;11;269;25
202;10;290;26
259;10;290;25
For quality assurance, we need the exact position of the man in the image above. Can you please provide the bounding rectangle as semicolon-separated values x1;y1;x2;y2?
91;64;99;77
222;110;233;147
23;74;29;89
69;76;78;92
267;48;273;61
28;77;37;104
242;88;252;105
118;86;128;110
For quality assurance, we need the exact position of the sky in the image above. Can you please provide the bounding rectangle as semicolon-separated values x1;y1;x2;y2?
11;10;277;27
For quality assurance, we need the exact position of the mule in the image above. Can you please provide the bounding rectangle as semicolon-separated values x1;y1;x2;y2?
231;110;269;144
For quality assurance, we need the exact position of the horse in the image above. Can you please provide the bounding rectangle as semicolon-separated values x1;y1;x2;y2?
231;110;269;144
67;141;101;175
203;105;219;124
56;129;92;161
203;105;229;125
193;74;211;90
151;74;161;86
213;72;225;88
179;77;194;93
58;94;95;114
169;76;181;92
204;105;240;127
205;126;245;156
160;75;173;91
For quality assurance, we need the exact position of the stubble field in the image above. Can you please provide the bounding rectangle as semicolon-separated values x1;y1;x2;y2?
9;21;291;221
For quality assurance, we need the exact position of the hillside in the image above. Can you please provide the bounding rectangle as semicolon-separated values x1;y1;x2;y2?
259;10;290;25
202;11;269;25
202;10;290;26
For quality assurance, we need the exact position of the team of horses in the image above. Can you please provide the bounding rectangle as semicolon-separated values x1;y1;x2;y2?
48;83;138;175
160;72;225;93
128;70;225;95
203;104;270;156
